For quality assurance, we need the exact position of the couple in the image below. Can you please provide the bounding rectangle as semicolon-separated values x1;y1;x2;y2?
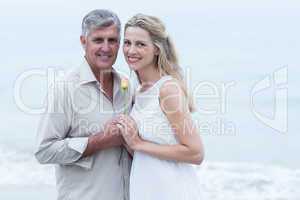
35;9;204;200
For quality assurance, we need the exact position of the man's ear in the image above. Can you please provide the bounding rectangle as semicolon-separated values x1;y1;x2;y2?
80;35;86;49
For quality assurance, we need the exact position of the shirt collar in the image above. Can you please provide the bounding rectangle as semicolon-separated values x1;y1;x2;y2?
78;58;98;85
78;57;123;96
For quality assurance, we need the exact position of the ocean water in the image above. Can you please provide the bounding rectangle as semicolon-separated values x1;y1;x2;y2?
1;145;299;199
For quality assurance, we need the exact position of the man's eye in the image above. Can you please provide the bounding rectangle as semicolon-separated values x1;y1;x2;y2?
108;38;118;43
93;39;103;43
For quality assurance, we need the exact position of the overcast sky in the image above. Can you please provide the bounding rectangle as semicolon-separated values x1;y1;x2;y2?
0;0;299;166
1;0;299;71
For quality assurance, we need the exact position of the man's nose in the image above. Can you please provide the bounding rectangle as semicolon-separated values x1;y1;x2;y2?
101;41;110;52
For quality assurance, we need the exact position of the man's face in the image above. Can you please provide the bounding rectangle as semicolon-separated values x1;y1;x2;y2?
81;25;120;71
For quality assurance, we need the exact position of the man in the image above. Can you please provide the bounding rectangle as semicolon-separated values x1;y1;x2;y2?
35;9;132;200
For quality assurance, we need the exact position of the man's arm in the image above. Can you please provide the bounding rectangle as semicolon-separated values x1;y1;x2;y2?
35;115;123;167
34;109;89;166
34;82;122;168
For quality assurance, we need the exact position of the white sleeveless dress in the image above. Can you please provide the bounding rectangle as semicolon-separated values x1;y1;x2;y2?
129;76;202;200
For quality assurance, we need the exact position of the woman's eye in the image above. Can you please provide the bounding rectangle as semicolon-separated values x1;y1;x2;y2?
137;43;145;47
124;41;130;45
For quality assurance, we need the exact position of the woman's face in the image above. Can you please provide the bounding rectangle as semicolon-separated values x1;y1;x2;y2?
123;26;158;71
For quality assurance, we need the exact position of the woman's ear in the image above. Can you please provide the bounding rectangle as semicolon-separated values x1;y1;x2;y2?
154;45;160;55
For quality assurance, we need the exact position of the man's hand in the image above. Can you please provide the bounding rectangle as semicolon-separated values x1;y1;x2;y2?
82;118;123;157
103;118;121;136
102;118;124;146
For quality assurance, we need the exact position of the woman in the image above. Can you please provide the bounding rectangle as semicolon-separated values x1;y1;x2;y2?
117;14;204;200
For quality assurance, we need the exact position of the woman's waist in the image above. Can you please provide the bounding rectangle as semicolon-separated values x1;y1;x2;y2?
139;131;178;145
133;151;195;170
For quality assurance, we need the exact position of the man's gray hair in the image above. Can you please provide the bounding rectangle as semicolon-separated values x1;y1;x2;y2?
81;9;121;37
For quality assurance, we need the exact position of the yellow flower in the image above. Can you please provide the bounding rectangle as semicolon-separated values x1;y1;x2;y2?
121;78;130;114
121;78;129;91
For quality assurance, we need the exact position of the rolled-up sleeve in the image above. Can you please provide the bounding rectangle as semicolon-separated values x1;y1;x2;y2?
34;82;93;169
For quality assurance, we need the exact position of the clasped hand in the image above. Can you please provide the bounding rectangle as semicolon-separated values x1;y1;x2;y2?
115;114;142;150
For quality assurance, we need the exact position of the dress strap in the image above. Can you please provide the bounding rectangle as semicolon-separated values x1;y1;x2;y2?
155;75;173;90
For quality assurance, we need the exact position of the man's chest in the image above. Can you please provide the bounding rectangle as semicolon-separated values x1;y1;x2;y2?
68;86;123;137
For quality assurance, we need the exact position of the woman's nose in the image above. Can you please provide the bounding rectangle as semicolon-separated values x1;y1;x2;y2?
127;45;137;54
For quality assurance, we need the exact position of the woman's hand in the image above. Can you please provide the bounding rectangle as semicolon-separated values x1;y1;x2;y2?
117;114;143;150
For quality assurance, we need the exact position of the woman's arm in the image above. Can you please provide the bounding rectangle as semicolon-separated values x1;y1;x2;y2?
118;80;204;165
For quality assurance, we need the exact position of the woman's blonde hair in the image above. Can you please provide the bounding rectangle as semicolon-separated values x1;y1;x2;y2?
125;14;195;112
